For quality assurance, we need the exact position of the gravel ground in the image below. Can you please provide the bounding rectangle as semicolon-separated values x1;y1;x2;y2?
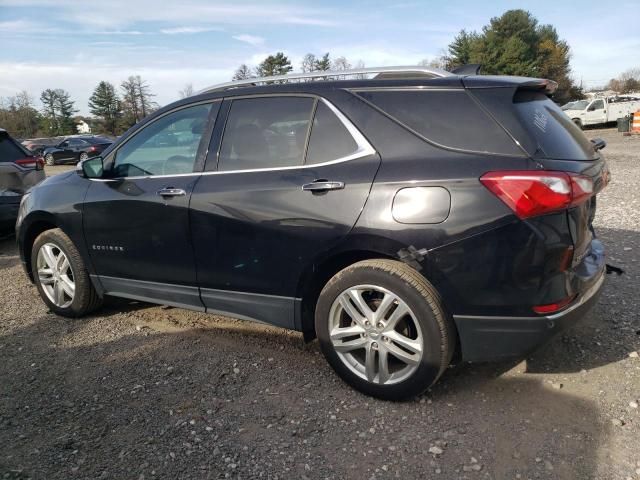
1;128;639;479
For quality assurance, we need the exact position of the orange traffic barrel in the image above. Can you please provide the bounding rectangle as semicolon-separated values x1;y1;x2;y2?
633;110;640;132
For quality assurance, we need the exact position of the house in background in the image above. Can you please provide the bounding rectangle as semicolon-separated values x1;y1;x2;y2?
76;120;91;134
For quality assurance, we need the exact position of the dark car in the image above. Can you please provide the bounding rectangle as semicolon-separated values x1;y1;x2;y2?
16;66;609;400
0;129;45;233
22;137;63;156
42;136;112;166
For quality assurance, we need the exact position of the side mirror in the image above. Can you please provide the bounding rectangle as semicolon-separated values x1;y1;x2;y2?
590;138;606;151
76;156;104;178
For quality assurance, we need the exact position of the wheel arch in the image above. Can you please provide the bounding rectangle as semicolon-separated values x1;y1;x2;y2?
20;213;60;282
297;248;397;341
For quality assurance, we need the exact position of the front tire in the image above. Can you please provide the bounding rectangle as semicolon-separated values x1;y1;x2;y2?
45;153;55;166
572;118;583;129
315;259;455;400
31;228;102;317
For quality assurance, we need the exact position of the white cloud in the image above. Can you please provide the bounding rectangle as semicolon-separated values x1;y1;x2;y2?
0;1;340;29
232;34;265;46
160;26;222;35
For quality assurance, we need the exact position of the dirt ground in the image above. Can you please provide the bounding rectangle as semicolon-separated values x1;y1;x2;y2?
1;128;639;479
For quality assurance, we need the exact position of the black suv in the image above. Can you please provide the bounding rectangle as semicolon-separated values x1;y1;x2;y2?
16;67;608;400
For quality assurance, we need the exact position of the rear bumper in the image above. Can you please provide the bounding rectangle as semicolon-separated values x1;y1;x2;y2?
453;270;605;362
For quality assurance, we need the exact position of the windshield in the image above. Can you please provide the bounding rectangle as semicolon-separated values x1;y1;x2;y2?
566;100;589;111
561;102;576;110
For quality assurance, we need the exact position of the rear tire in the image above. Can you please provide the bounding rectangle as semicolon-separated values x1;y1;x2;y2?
31;228;102;317
315;259;455;400
79;152;88;162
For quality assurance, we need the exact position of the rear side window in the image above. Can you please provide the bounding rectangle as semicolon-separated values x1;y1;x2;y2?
512;91;597;161
355;90;523;156
0;134;28;162
219;97;314;171
306;102;358;164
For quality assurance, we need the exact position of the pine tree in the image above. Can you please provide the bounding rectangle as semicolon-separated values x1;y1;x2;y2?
447;10;582;102
88;81;121;135
314;53;331;71
53;89;77;135
40;89;59;135
255;52;293;77
448;30;477;67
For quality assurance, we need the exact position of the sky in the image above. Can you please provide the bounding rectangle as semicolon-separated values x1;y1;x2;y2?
1;0;639;115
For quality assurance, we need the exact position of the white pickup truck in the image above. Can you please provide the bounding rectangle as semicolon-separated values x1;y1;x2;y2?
562;96;640;128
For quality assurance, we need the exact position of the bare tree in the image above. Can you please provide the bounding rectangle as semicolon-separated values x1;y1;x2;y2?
232;64;253;81
301;53;317;73
332;56;351;71
179;83;194;99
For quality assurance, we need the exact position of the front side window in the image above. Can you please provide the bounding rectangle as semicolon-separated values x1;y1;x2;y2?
591;100;604;110
113;103;213;177
218;97;314;171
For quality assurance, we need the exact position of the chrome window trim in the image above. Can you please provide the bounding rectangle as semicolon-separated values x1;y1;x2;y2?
91;97;376;181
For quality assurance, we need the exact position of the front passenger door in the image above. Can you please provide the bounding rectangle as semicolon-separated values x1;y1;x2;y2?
82;102;219;309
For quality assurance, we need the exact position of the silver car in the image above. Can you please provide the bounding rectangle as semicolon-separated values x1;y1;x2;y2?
0;128;45;233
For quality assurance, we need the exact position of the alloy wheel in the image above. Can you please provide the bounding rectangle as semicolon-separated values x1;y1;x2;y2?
79;152;88;161
328;285;424;385
45;154;54;166
36;243;75;308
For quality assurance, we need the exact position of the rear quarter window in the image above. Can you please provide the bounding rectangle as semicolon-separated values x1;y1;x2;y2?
0;134;29;162
512;91;598;161
354;89;524;156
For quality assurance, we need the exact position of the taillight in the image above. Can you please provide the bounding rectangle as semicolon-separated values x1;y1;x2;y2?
480;171;595;219
15;157;39;169
533;294;577;314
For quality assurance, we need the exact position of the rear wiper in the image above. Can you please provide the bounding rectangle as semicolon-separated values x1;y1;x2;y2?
591;138;606;151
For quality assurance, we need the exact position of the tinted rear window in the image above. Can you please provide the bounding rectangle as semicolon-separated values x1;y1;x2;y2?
0;134;28;162
355;89;523;156
512;91;597;161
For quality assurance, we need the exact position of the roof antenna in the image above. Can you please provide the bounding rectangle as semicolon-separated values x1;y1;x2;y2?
451;64;482;75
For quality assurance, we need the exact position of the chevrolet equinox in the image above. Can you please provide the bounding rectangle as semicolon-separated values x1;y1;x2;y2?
16;66;609;400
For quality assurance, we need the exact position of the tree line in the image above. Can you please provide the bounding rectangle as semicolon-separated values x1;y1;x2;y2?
2;9;638;140
0;75;157;139
232;52;365;80
603;68;640;94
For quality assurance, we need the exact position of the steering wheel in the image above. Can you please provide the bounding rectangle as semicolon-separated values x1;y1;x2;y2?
162;155;193;175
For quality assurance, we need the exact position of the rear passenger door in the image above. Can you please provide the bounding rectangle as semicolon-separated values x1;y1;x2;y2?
190;95;380;328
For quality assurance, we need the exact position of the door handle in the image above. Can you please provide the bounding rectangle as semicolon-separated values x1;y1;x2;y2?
157;187;186;197
301;181;345;192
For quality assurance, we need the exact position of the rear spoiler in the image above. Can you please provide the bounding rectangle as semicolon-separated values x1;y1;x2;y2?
518;78;558;95
462;76;558;96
